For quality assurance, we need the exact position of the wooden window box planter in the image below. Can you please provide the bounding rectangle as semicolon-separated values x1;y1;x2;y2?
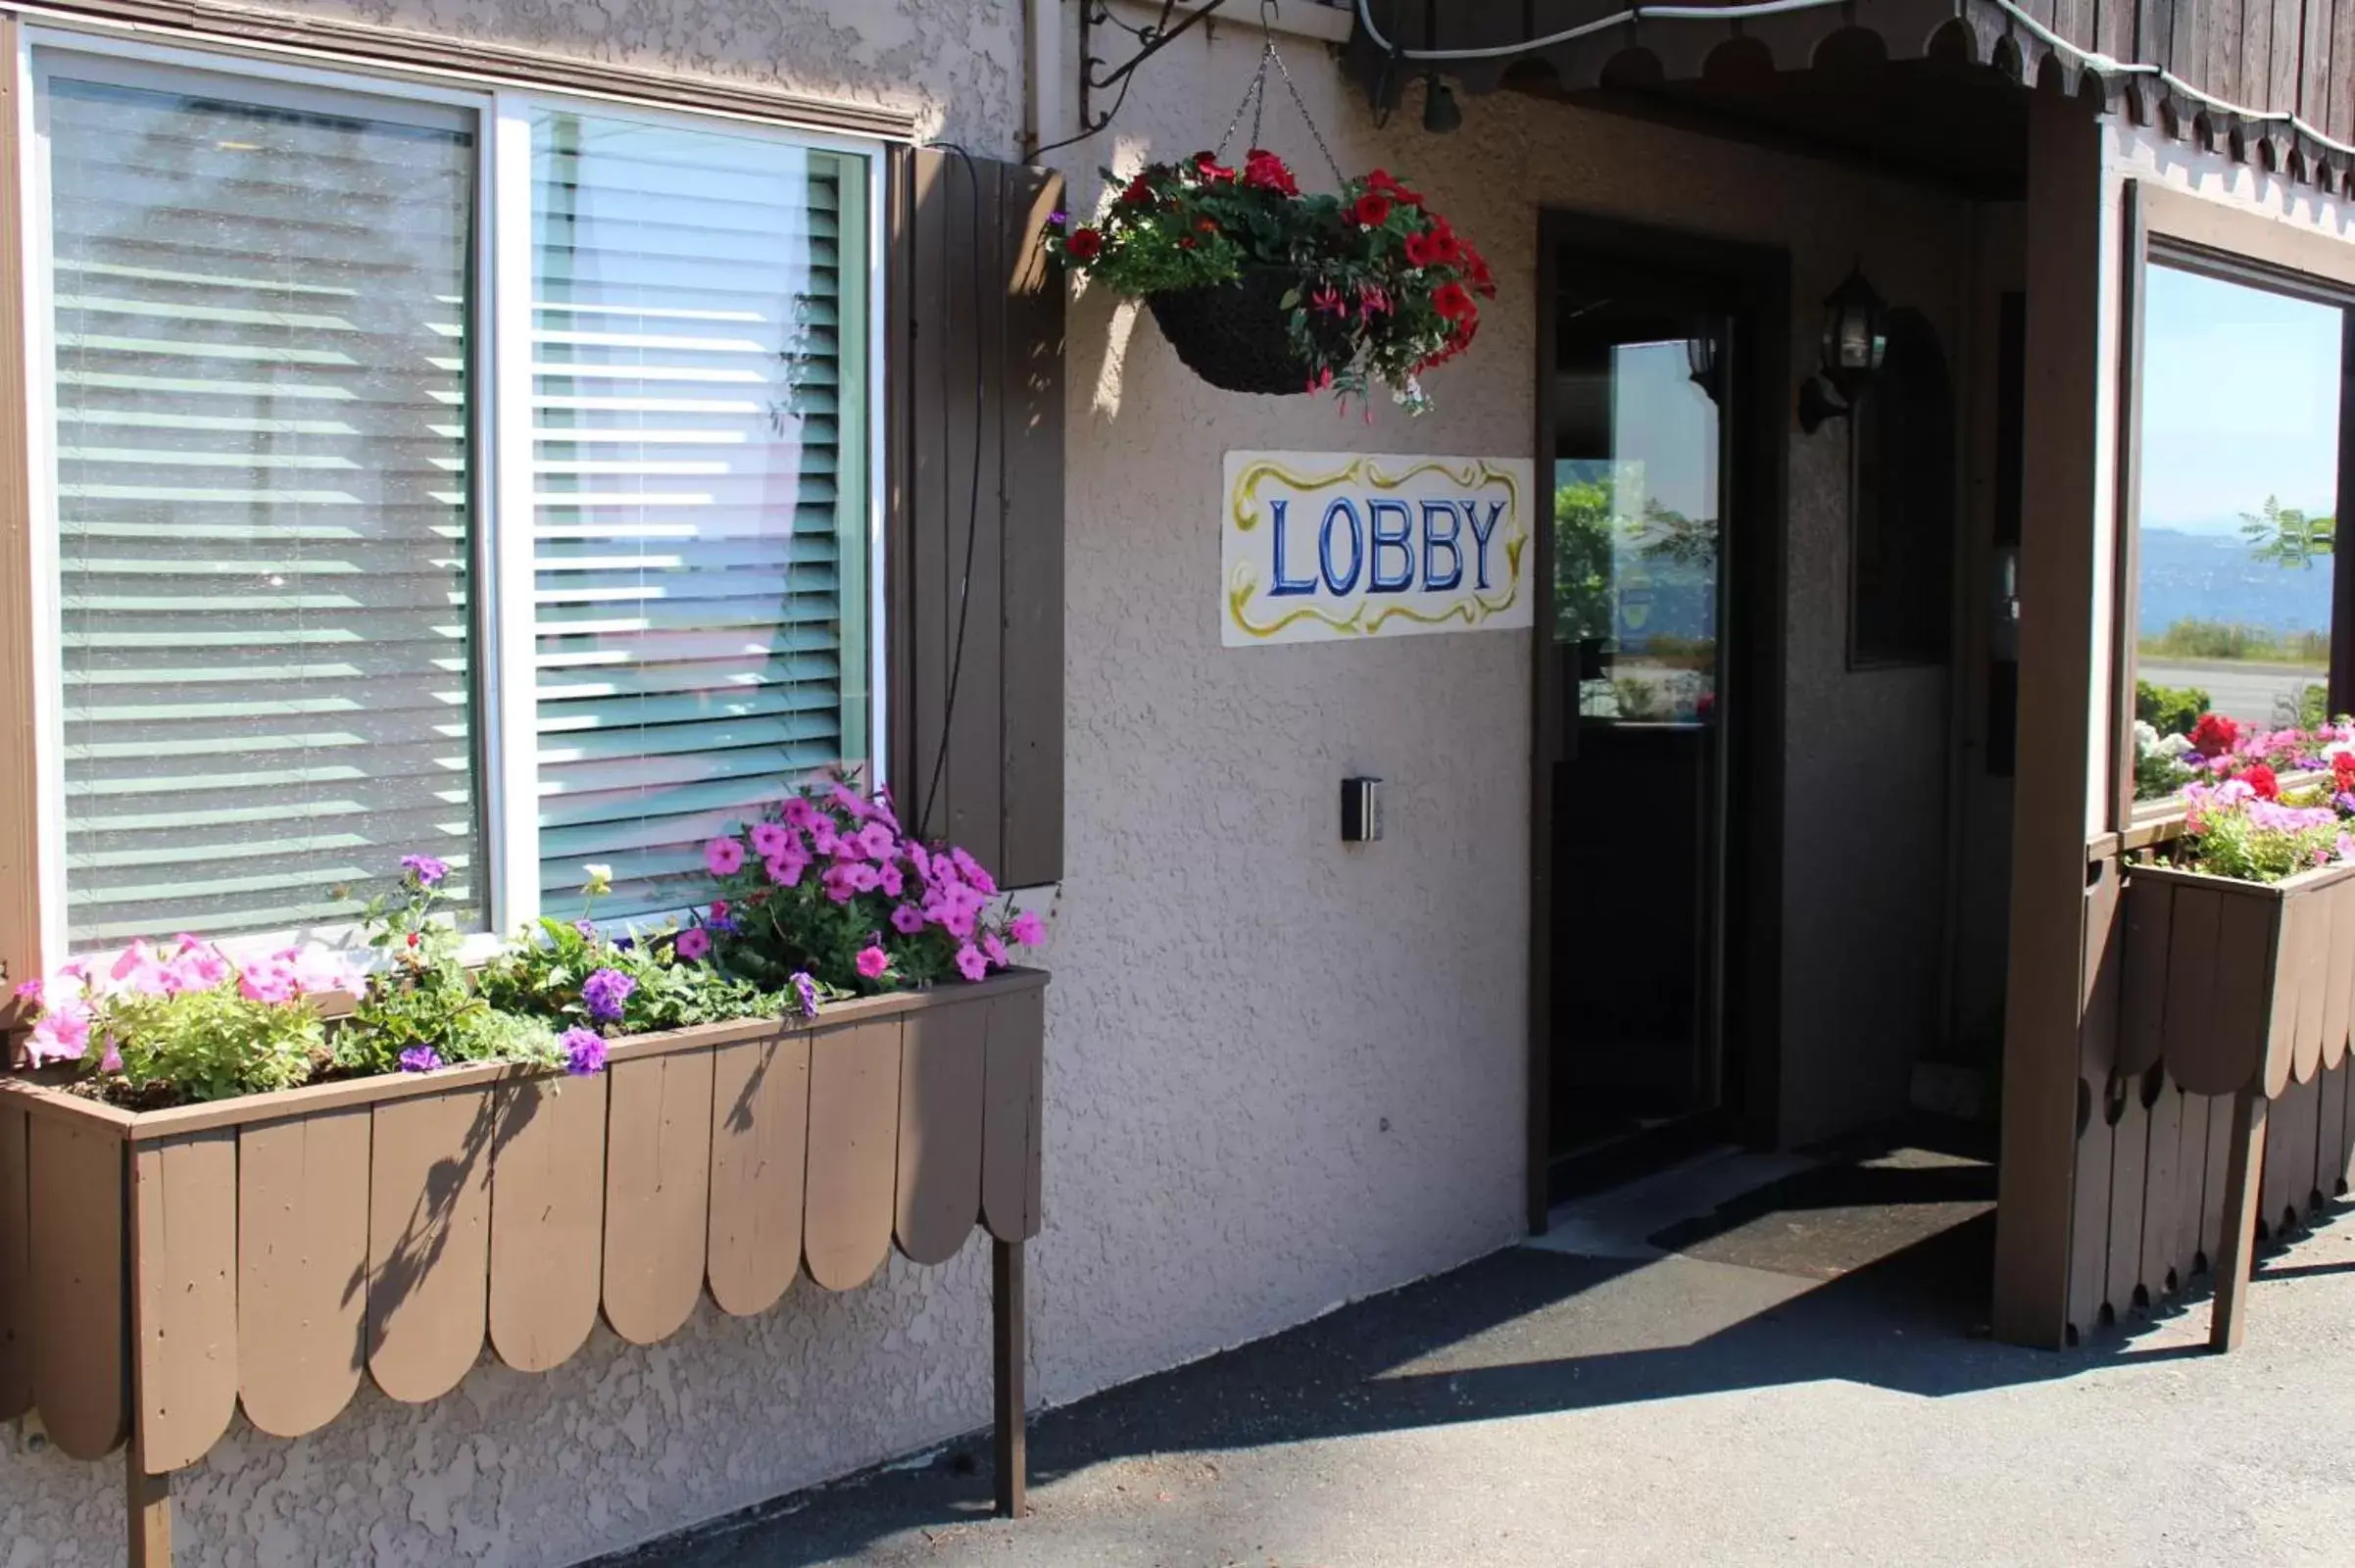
0;967;1047;1564
2120;858;2355;1348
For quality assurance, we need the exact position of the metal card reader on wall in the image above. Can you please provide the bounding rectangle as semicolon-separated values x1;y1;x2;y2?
1341;776;1384;843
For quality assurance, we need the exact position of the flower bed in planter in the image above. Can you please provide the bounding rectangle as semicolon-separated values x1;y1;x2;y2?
0;968;1045;1559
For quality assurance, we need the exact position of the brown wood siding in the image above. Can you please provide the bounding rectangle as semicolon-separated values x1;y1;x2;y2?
0;1102;28;1420
487;1075;607;1372
0;13;38;1020
129;1133;238;1473
236;1108;369;1438
892;149;1065;888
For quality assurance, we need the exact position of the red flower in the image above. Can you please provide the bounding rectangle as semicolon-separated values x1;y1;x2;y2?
1242;148;1299;196
2240;762;2282;801
1064;226;1104;262
1431;280;1476;321
1367;168;1401;194
1352;192;1394;227
2334;751;2355;790
1120;175;1154;206
1466;251;1496;297
1403;229;1440;268
2190;712;2240;757
1192;151;1236;183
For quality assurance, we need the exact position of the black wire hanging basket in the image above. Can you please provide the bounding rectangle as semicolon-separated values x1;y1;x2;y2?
1146;267;1344;397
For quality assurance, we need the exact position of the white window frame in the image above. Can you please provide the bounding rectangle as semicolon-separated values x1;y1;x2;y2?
15;23;891;969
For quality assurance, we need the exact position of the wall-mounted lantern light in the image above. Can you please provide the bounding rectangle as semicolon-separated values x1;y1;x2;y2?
1686;332;1723;405
1797;264;1889;433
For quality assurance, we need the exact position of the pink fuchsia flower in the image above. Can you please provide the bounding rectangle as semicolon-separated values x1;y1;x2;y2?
856;821;898;861
1008;909;1047;947
26;1001;91;1065
782;795;819;831
285;946;357;997
238;954;300;1005
560;1027;607;1076
398;1047;443;1073
890;903;927;935
821;863;864;905
765;850;808;888
950;848;997;895
955;943;988;982
855;944;891;980
704;836;746;876
749;821;790;858
674;926;711;961
982;933;1008;968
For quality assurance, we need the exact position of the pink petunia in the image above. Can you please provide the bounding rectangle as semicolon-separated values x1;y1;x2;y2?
285;946;356;997
820;863;863;905
168;941;231;995
239;955;299;1005
25;1000;91;1065
749;821;790;858
704;836;746;876
981;933;1008;968
674;926;711;961
955;942;988;982
111;940;174;998
856;821;898;861
810;817;840;856
1008;909;1047;947
830;783;872;821
12;977;41;1004
890;903;927;935
878;863;905;899
908;843;933;882
766;850;808;888
782;795;819;830
951;849;998;896
856;944;891;980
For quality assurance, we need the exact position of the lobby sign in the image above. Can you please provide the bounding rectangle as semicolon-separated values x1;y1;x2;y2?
1221;451;1535;647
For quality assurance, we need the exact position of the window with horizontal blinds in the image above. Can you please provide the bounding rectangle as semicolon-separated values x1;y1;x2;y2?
39;67;482;951
528;110;869;919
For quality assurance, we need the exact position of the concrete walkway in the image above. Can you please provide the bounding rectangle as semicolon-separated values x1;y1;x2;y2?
602;1141;2355;1567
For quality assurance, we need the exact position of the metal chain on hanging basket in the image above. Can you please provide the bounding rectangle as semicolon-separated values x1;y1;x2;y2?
1210;5;1347;186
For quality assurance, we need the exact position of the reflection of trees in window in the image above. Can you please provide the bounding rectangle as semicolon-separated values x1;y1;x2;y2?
2241;495;2336;569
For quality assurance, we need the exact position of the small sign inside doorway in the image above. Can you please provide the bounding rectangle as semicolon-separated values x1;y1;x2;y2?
1221;451;1535;646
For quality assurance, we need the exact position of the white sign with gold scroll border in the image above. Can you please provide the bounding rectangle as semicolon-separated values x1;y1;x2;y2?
1221;451;1535;647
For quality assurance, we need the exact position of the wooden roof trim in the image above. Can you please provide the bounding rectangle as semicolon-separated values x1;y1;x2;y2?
5;0;921;141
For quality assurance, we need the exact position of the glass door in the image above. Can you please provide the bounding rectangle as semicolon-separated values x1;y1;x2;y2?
1548;256;1735;1165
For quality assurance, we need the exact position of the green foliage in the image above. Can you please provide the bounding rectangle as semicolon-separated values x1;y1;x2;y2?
2241;495;2336;569
2139;618;2330;666
476;880;794;1039
2178;789;2344;883
109;986;321;1102
2134;678;2211;737
337;868;561;1076
2292;682;2331;730
1552;478;1614;646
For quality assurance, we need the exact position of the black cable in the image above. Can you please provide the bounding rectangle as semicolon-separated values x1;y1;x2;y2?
915;140;990;846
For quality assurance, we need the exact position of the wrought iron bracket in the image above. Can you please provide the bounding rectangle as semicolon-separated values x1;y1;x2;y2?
1077;0;1238;145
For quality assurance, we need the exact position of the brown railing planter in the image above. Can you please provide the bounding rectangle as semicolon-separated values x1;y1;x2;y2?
2121;858;2355;1348
0;967;1047;1565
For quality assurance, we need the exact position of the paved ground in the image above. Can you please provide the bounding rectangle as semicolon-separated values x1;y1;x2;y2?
2141;659;2326;726
602;1136;2355;1567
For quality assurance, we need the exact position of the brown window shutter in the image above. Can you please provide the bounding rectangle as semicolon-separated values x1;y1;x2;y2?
888;147;1065;887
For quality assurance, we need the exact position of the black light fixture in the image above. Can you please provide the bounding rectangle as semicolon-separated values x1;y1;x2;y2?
1685;332;1723;404
1797;263;1889;433
1422;72;1462;134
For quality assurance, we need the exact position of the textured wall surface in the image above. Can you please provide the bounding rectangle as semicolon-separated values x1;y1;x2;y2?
7;4;1966;1560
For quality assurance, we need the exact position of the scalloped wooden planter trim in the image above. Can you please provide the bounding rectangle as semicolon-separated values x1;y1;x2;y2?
2120;860;2355;1349
0;968;1047;1564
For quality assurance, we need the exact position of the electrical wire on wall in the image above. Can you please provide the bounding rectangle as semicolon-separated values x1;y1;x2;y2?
914;140;992;847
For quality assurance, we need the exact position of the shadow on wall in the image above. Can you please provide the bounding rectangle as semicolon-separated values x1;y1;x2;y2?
593;1141;2247;1567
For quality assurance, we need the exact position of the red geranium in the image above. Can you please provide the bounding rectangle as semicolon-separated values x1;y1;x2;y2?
1064;226;1104;262
1120;175;1154;206
1431;281;1476;321
2190;712;2240;757
2334;751;2355;791
2240;762;2282;801
1242;148;1299;196
1351;192;1393;227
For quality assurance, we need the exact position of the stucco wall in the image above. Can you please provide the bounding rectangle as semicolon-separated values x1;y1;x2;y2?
5;5;1963;1561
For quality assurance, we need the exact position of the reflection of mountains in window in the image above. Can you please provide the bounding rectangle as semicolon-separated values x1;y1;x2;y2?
1553;472;1715;649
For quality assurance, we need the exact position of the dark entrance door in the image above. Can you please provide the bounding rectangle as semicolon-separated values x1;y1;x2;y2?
1532;220;1786;1208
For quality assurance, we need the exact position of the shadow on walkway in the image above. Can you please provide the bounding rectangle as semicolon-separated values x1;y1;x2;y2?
599;1141;2217;1567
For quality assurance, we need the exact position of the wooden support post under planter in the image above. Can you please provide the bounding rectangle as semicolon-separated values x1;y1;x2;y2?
994;1238;1027;1517
0;970;1049;1563
2211;1089;2270;1352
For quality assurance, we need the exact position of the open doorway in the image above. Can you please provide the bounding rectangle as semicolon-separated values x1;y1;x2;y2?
1528;216;1790;1220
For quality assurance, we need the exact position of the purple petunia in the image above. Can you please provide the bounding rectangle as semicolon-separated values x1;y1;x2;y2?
398;1047;443;1073
581;966;636;1021
561;1026;607;1076
790;970;821;1019
400;854;450;888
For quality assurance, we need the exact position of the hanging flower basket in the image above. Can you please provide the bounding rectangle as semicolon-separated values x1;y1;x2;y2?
1146;265;1344;396
1051;150;1494;414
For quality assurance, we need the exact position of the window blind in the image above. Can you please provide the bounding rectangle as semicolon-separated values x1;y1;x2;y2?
529;112;868;919
43;70;480;951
